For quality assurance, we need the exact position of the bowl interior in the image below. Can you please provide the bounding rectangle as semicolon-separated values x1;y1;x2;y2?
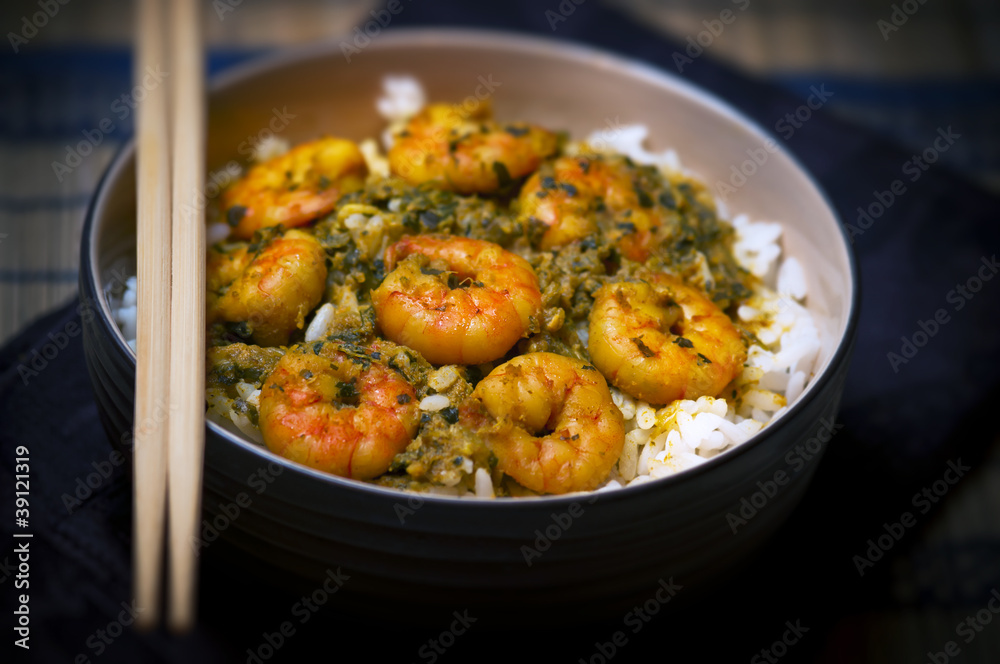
88;29;855;496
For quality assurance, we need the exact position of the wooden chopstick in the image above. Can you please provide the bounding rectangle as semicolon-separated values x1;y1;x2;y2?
132;0;206;631
133;0;172;631
166;0;206;632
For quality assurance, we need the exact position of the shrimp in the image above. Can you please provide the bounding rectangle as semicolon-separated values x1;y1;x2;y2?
222;136;368;240
371;234;542;365
517;154;669;261
588;273;747;405
207;229;328;347
469;352;624;494
388;100;558;194
258;340;420;480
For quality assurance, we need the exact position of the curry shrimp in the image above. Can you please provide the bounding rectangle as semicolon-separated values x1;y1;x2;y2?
371;234;542;365
517;154;671;262
588;274;747;405
207;229;327;347
190;82;816;497
470;352;625;494
388;100;558;194
258;340;421;480
223;136;368;240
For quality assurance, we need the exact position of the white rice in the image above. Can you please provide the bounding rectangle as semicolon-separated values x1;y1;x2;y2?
377;75;426;149
111;276;138;352
206;380;263;444
419;394;451;412
207;222;231;245
474;468;495;498
252;135;290;163
108;76;824;497
304;302;336;342
584;123;682;174
359;137;391;180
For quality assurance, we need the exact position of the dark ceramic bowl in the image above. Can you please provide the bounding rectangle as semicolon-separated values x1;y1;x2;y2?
80;29;857;620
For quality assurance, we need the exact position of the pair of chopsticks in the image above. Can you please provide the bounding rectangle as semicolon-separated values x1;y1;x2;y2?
132;0;206;631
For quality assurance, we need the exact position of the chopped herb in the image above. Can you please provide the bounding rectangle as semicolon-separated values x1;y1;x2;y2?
535;190;548;199
582;365;597;371
579;160;590;174
559;182;578;196
617;221;637;233
337;379;359;399
224;321;253;340
658;191;677;209
504;125;529;137
318;175;331;190
492;161;512;188
440;406;459;424
396;393;412;404
632;336;655;358
635;186;653;208
313;341;324;355
453;456;464;466
299;369;313;379
541;176;557;190
371;351;381;360
226;205;247;227
402;212;421;232
420;210;441;229
421;266;443;276
697;353;713;365
672;336;694;349
571;434;580;440
465;365;483;385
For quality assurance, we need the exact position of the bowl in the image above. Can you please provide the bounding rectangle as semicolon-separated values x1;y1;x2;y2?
80;28;858;619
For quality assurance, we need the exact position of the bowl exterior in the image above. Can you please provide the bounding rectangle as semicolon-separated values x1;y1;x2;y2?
80;29;857;617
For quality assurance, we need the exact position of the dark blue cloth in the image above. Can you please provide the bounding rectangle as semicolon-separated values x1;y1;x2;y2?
4;1;999;662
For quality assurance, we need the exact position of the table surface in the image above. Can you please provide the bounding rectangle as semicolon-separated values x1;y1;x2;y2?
2;1;999;661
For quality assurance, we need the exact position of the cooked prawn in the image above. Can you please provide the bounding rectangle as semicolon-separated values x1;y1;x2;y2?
207;229;327;347
371;234;542;365
469;352;624;494
258;340;420;480
588;273;747;405
223;136;368;240
388;100;558;194
518;154;668;261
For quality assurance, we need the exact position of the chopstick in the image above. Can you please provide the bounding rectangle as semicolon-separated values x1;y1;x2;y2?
133;0;172;631
166;0;206;632
132;0;206;631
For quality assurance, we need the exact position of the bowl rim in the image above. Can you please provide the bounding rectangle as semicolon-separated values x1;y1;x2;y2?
81;26;860;507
